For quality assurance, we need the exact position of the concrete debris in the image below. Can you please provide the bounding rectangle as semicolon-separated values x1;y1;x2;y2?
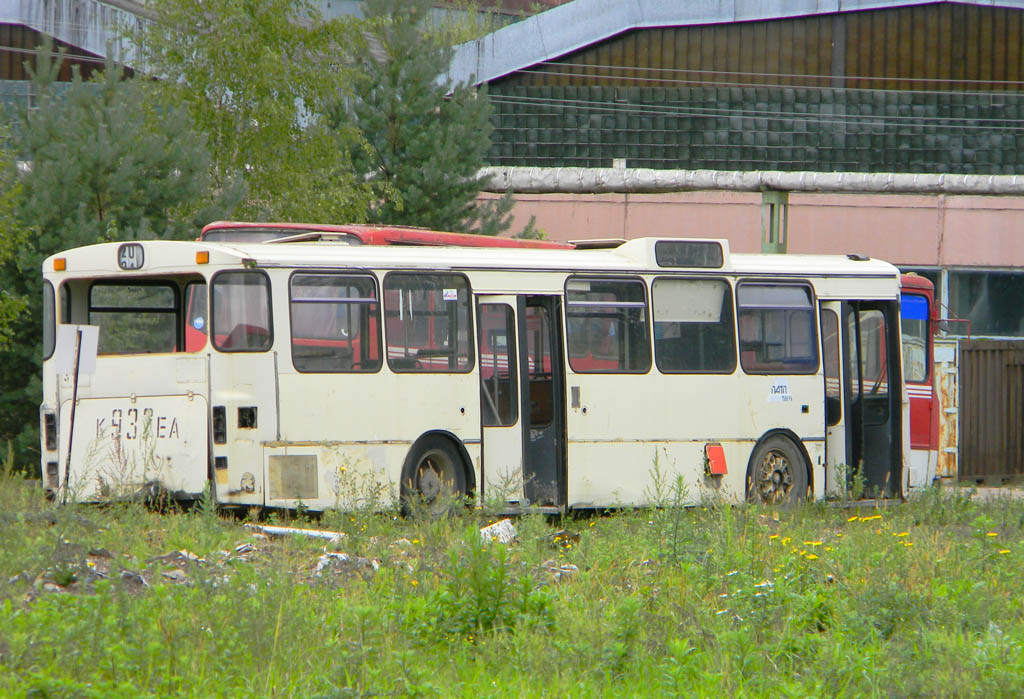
119;570;149;588
146;550;204;567
480;518;517;544
161;569;188;583
542;559;579;583
314;552;380;582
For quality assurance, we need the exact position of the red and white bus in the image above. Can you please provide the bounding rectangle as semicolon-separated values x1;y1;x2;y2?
40;234;909;511
900;273;939;488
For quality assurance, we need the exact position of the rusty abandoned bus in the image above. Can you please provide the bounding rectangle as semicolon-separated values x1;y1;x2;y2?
40;235;909;511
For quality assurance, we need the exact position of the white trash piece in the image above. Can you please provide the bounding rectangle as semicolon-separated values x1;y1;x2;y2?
480;518;517;544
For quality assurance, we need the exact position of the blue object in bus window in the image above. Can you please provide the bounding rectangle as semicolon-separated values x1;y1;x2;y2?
901;294;929;320
193;316;205;330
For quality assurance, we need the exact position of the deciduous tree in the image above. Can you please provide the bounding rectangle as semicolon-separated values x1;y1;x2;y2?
133;0;371;222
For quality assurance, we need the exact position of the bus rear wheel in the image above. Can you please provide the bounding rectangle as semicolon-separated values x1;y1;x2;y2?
747;435;808;505
402;436;466;516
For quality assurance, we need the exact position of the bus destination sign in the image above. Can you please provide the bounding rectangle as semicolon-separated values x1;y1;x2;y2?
117;243;144;270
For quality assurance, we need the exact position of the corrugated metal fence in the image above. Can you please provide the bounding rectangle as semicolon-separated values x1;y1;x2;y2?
959;340;1024;481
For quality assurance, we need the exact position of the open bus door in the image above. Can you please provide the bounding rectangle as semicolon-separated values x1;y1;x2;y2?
476;294;566;511
821;299;904;498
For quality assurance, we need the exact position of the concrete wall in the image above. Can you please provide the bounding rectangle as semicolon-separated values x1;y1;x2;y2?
485;191;1024;268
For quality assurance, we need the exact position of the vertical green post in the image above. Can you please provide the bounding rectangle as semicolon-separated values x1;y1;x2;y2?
761;190;789;253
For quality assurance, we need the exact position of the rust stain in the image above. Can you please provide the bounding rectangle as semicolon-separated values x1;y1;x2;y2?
936;341;959;479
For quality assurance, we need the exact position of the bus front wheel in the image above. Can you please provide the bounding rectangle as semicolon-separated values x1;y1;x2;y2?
401;436;466;516
746;435;808;505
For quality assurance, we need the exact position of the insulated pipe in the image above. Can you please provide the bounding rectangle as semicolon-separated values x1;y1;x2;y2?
479;166;1024;196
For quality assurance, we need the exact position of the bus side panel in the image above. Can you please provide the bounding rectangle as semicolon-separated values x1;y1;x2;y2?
272;372;481;510
732;374;826;497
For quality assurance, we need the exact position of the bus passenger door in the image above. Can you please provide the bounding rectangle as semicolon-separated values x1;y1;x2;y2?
849;300;903;498
476;294;566;510
820;301;848;497
476;297;525;505
821;300;903;498
521;296;566;508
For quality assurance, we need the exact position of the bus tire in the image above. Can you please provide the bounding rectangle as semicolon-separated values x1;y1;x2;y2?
400;435;467;516
746;435;808;505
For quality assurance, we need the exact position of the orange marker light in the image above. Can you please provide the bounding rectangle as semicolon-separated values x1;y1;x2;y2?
196;251;210;264
53;258;66;271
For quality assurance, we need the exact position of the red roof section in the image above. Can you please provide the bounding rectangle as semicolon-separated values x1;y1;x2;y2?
200;221;574;249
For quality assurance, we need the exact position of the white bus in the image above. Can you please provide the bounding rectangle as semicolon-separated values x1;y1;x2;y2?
40;235;907;511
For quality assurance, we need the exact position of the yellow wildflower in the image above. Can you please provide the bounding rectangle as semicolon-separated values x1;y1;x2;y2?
769;534;779;540
999;549;1011;555
847;515;859;522
895;532;909;538
805;553;819;561
804;541;823;546
987;532;999;538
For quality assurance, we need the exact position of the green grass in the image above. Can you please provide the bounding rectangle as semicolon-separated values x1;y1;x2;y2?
2;474;1024;697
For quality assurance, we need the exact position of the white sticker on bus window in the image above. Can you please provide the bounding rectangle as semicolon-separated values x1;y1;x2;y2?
443;288;458;301
768;378;792;403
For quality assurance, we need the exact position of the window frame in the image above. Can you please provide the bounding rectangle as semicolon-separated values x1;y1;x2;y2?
288;270;382;373
43;280;56;360
210;269;274;353
564;275;652;375
651;275;737;375
477;302;519;428
87;279;180;356
382;271;475;374
900;292;931;383
736;280;819;375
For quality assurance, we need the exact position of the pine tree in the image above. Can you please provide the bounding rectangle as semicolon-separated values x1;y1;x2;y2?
343;0;516;234
0;50;230;468
0;127;26;351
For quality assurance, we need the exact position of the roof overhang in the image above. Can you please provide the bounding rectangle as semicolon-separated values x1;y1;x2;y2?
448;0;1024;86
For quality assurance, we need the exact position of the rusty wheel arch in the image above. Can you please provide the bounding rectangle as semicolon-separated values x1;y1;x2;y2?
401;430;476;498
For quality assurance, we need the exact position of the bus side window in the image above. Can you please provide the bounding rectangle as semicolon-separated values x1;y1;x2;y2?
900;293;929;383
565;277;650;373
184;282;208;352
290;273;381;373
737;283;818;374
383;273;473;373
43;281;56;360
652;278;736;374
211;271;273;352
